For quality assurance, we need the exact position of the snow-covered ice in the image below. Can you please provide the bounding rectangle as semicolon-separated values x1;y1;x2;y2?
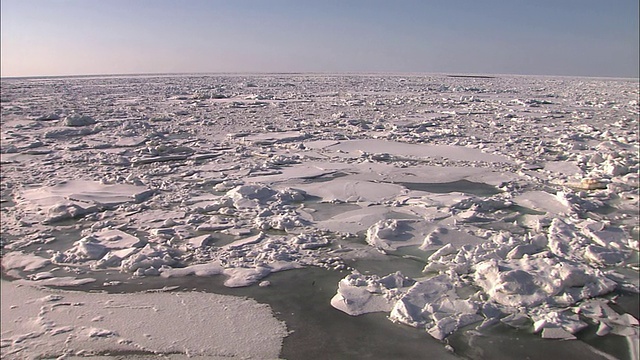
1;74;638;359
0;279;287;359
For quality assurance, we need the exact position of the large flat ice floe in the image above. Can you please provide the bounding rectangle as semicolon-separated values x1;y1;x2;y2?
14;180;153;225
324;139;513;163
1;74;638;359
1;280;287;359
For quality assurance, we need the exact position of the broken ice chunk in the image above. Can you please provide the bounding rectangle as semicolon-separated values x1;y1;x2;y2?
365;219;413;251
1;251;51;272
93;229;144;249
427;243;457;261
500;312;531;329
513;191;572;215
187;234;214;248
388;273;482;339
62;236;109;262
596;321;611;336
506;243;541;259
331;271;414;316
44;202;95;223
223;266;272;287
63;114;96;127
584;245;628;266
541;327;576;340
473;257;616;308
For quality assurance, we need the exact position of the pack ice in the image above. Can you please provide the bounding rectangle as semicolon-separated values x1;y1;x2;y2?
1;74;637;359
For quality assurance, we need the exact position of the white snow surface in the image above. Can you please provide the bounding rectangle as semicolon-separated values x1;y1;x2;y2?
1;280;287;359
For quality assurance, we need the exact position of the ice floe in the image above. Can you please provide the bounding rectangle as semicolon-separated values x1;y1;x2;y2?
1;280;287;359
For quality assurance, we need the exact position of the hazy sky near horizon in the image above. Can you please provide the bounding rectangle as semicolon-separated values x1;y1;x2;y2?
1;0;638;78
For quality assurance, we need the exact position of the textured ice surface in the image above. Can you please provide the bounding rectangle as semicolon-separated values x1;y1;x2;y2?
1;74;638;359
1;280;287;359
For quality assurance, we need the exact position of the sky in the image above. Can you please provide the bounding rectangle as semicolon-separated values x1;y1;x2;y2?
1;0;638;78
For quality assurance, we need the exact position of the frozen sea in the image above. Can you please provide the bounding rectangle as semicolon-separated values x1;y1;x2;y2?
1;73;638;359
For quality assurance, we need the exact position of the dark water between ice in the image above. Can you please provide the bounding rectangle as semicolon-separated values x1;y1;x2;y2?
7;261;634;360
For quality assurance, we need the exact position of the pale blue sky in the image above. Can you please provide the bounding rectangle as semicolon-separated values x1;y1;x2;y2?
1;0;638;77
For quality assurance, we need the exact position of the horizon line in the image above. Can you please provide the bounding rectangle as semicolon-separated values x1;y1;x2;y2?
1;70;638;81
